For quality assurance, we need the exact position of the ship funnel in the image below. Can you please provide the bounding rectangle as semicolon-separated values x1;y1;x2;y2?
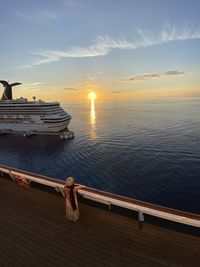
0;80;22;100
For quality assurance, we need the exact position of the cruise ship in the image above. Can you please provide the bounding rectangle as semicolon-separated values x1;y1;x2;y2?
0;80;71;133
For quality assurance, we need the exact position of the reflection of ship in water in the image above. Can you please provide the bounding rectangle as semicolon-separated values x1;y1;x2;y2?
0;133;68;176
89;98;97;140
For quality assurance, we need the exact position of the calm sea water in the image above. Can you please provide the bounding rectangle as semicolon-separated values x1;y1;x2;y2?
0;99;199;214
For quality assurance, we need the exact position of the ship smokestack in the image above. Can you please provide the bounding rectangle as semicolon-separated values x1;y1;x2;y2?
0;80;22;100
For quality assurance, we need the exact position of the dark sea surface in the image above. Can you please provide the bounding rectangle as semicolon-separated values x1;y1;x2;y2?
0;99;199;214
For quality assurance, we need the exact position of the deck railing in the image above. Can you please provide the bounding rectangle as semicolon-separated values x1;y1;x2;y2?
0;164;199;228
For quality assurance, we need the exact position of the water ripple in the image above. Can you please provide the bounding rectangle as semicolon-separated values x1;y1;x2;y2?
0;100;199;213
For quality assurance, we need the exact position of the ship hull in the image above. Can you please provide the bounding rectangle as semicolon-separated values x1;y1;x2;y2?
0;100;72;134
0;81;72;135
0;119;71;133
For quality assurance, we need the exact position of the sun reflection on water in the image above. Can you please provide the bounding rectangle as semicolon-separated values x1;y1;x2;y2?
91;99;96;125
90;98;97;140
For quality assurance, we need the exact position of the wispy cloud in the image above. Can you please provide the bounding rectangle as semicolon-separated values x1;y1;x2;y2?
163;70;185;76
22;82;43;87
65;0;86;9
63;87;78;91
111;90;120;94
120;70;185;83
29;35;133;67
20;22;200;68
16;10;58;24
18;82;44;92
23;82;43;88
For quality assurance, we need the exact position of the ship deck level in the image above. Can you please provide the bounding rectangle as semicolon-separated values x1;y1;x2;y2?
0;177;199;267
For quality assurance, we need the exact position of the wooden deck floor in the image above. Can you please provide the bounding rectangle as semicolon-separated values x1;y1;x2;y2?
0;177;199;267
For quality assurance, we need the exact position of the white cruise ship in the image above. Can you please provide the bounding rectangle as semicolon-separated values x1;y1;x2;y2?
0;80;71;133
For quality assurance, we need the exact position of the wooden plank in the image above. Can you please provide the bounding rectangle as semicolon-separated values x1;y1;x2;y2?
0;177;199;267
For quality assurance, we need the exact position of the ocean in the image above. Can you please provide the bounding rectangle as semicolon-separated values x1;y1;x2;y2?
0;99;199;214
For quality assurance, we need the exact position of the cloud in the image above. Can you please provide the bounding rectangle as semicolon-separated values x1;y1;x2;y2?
24;82;43;87
111;90;120;94
29;35;133;66
19;82;44;92
65;0;86;9
162;70;185;76
120;73;160;82
63;87;78;91
87;75;96;81
16;10;58;24
20;22;200;68
120;70;185;82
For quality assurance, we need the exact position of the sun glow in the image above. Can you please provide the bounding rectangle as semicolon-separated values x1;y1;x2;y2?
88;91;96;101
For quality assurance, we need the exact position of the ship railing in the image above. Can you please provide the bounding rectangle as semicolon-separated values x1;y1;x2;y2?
0;164;199;228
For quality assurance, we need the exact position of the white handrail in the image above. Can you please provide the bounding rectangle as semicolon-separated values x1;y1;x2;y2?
78;190;200;228
0;165;199;228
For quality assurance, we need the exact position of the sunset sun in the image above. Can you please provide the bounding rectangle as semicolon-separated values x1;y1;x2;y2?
88;91;97;101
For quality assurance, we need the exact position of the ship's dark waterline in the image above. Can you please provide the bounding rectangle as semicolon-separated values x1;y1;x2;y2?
0;99;199;214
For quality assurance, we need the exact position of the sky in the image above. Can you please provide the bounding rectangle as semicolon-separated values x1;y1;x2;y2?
0;0;200;103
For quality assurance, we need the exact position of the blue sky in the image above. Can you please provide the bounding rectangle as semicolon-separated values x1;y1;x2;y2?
0;0;200;102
